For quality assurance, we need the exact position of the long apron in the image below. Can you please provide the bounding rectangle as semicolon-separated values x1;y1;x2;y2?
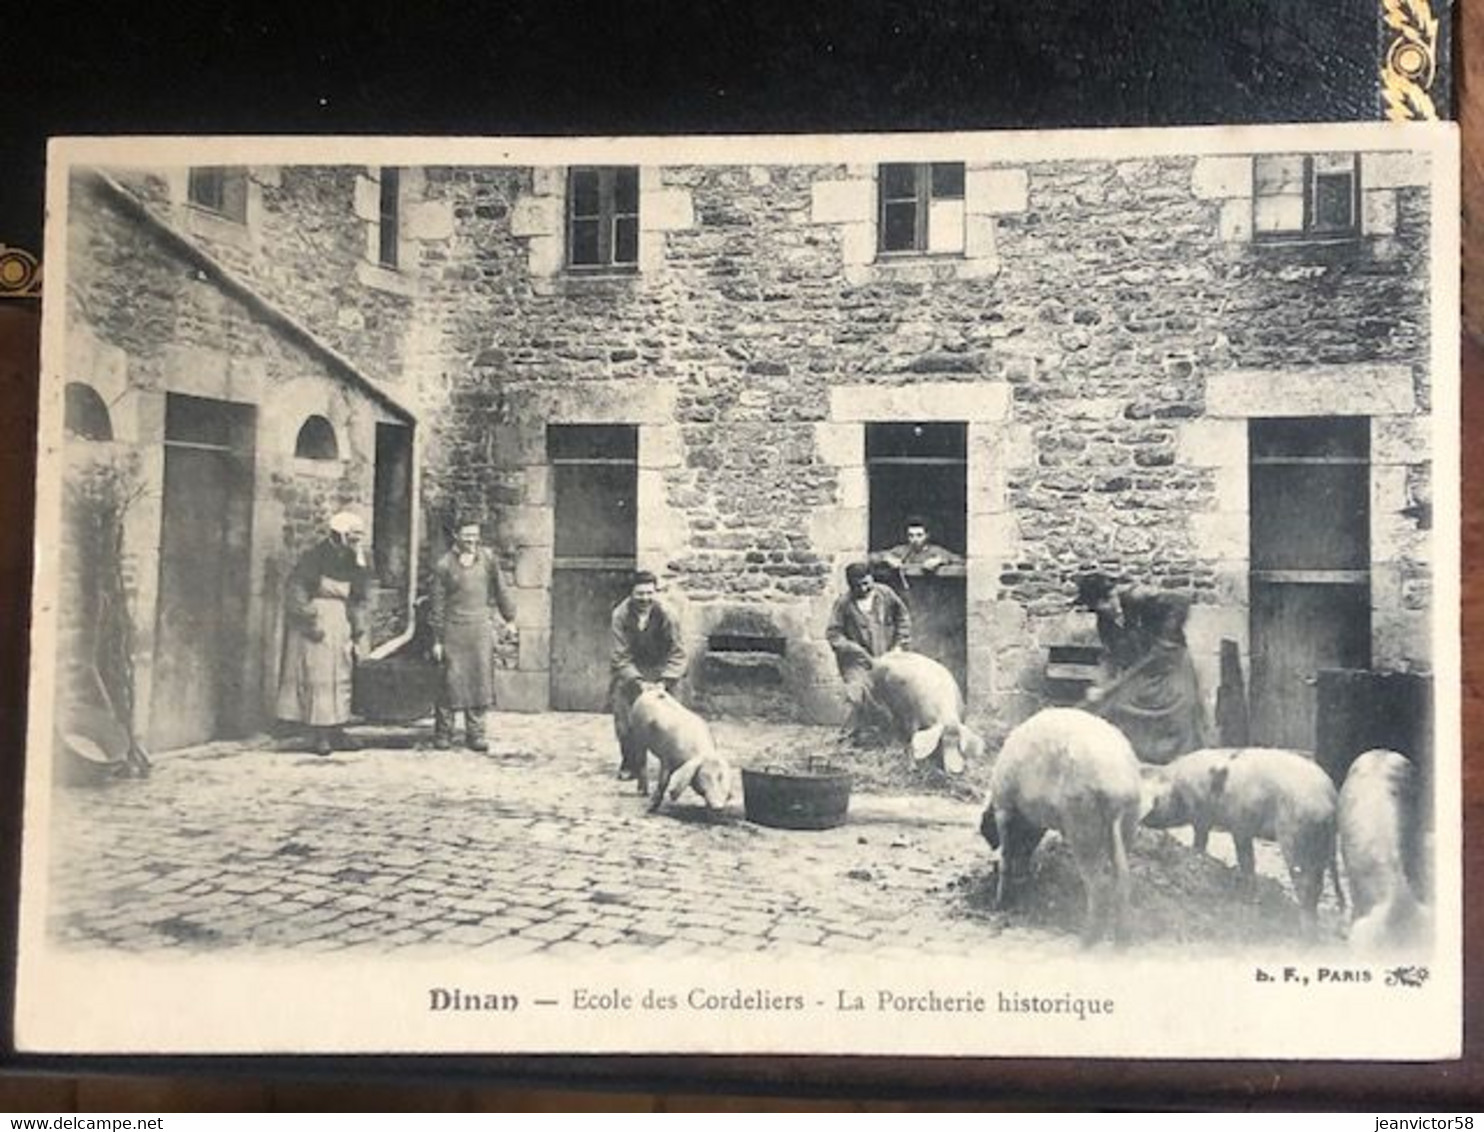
440;556;498;710
276;578;355;726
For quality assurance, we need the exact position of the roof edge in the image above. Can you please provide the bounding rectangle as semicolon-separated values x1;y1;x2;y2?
86;169;419;426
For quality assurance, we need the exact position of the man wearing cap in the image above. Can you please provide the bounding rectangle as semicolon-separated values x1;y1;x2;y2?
609;571;687;781
826;560;912;732
430;520;517;752
276;511;373;755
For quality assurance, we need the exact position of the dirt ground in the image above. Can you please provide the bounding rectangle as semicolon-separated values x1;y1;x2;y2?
686;716;1348;949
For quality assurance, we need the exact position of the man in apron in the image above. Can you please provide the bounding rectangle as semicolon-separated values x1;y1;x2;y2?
430;520;517;751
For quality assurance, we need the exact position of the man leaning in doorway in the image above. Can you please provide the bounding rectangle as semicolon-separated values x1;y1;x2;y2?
610;570;687;782
872;515;964;577
430;519;517;752
276;511;372;756
826;560;912;736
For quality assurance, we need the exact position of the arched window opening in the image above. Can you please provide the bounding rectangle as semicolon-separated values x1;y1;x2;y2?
64;383;113;441
294;415;339;461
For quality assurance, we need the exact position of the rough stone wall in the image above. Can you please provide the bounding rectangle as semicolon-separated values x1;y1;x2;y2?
60;174;408;746
103;165;434;390
412;153;1432;725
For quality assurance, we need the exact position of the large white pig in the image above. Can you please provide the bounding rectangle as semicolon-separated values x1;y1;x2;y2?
623;687;734;814
1142;747;1342;928
978;707;1143;946
1339;749;1430;952
862;651;984;774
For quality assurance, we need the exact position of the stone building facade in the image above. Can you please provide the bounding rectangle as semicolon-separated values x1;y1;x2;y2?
59;169;418;751
54;144;1436;752
410;149;1433;744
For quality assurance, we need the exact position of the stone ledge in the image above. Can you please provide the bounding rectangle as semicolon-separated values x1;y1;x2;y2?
828;381;1011;423
814;421;863;468
1207;366;1416;418
642;188;695;232
405;200;455;242
1177;419;1247;467
511;197;560;239
510;381;677;426
1362;152;1431;191
1191;156;1253;201
969;168;1028;215
810;178;872;225
1364;189;1398;237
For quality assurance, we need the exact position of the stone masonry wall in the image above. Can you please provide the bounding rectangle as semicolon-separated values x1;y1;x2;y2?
61;174;408;747
407;151;1429;728
105;165;444;391
409;151;1433;726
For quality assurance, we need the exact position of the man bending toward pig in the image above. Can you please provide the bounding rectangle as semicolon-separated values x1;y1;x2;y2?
610;571;688;782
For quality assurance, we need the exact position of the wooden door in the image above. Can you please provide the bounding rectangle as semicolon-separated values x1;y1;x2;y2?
866;422;968;694
1248;417;1371;749
549;425;637;712
149;395;255;750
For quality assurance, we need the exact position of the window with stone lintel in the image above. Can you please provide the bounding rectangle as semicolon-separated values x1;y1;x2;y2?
567;167;640;271
877;162;965;256
1253;153;1360;241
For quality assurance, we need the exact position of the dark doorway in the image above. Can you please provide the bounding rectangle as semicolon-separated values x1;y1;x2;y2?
1249;416;1371;749
549;424;638;712
150;394;256;750
373;422;413;592
866;421;968;694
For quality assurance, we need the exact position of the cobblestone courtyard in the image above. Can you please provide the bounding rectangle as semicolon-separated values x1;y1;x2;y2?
45;712;1040;959
44;710;1344;960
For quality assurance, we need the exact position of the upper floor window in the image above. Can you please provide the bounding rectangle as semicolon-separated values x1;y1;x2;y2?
378;167;401;269
187;167;249;223
1254;154;1359;240
878;162;965;256
567;166;639;270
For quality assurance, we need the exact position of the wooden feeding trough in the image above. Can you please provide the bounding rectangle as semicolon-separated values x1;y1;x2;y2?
741;758;853;830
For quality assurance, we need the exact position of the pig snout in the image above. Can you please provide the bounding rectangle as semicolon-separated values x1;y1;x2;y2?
978;802;1001;850
689;758;734;810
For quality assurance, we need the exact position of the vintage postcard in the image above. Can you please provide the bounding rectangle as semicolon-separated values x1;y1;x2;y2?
14;123;1460;1060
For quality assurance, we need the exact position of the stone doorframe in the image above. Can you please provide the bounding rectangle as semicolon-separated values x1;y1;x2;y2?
491;380;683;712
1183;363;1428;693
810;379;1027;714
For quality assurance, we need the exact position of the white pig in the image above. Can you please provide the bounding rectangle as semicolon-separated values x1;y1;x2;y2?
1339;749;1430;952
1143;747;1342;928
863;651;984;774
979;707;1143;946
624;687;734;814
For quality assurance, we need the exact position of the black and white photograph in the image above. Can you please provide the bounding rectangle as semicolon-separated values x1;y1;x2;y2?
14;124;1461;1060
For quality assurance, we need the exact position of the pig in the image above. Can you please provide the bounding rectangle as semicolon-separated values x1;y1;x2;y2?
1142;747;1342;927
978;707;1143;946
861;651;984;774
1339;749;1430;952
622;687;734;814
1139;748;1246;854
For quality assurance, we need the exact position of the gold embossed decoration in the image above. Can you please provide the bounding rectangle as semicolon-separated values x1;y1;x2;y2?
0;245;42;298
1382;0;1440;120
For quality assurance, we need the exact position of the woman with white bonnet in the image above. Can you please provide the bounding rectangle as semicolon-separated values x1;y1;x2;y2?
276;509;372;755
